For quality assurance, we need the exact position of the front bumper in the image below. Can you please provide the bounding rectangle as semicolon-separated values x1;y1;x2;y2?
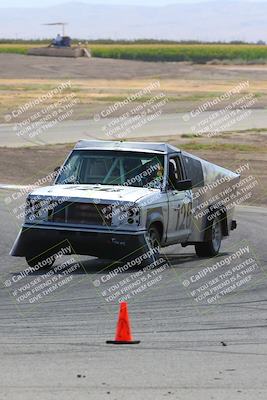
10;224;147;260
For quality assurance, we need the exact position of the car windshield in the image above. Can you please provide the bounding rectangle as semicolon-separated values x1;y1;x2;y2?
55;150;164;188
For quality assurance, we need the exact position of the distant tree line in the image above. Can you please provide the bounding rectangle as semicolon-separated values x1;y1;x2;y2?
0;38;266;45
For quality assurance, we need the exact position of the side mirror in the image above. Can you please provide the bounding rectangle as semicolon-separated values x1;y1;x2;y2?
173;179;193;191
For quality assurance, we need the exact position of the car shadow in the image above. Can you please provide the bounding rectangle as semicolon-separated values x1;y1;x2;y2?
11;251;231;277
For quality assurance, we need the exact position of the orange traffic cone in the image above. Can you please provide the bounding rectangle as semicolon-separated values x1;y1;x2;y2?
106;302;140;345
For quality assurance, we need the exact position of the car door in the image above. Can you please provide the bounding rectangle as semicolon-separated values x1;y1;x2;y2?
166;155;193;244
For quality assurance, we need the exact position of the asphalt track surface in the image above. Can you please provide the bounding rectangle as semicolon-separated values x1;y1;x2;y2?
1;110;267;147
0;193;267;400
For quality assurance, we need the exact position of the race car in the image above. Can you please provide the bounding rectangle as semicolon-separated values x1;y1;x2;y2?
11;140;240;267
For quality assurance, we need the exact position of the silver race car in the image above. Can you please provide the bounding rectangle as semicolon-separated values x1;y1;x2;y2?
11;140;240;267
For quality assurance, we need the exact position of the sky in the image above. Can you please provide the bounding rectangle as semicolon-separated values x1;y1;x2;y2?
1;0;266;40
1;0;267;8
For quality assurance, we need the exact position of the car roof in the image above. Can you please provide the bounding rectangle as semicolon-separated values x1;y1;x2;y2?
74;140;180;155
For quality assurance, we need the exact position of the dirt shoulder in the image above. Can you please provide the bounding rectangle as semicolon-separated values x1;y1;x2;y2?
3;53;267;80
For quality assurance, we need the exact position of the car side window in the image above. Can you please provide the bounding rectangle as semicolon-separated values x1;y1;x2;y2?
168;156;184;190
183;155;204;188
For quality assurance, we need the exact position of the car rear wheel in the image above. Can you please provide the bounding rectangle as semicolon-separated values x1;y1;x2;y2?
195;216;222;258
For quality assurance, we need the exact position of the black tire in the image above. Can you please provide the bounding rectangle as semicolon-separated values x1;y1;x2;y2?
26;253;55;270
195;216;222;258
146;224;161;252
141;224;161;266
120;224;162;267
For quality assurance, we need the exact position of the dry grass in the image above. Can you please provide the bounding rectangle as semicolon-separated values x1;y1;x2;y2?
1;78;267;123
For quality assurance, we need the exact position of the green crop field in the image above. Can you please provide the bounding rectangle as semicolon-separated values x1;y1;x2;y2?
1;43;267;63
89;44;267;63
0;44;36;54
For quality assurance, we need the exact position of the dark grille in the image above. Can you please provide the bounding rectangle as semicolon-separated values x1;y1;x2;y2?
48;202;112;226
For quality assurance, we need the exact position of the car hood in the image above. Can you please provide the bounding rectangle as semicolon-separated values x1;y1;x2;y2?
29;184;159;204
